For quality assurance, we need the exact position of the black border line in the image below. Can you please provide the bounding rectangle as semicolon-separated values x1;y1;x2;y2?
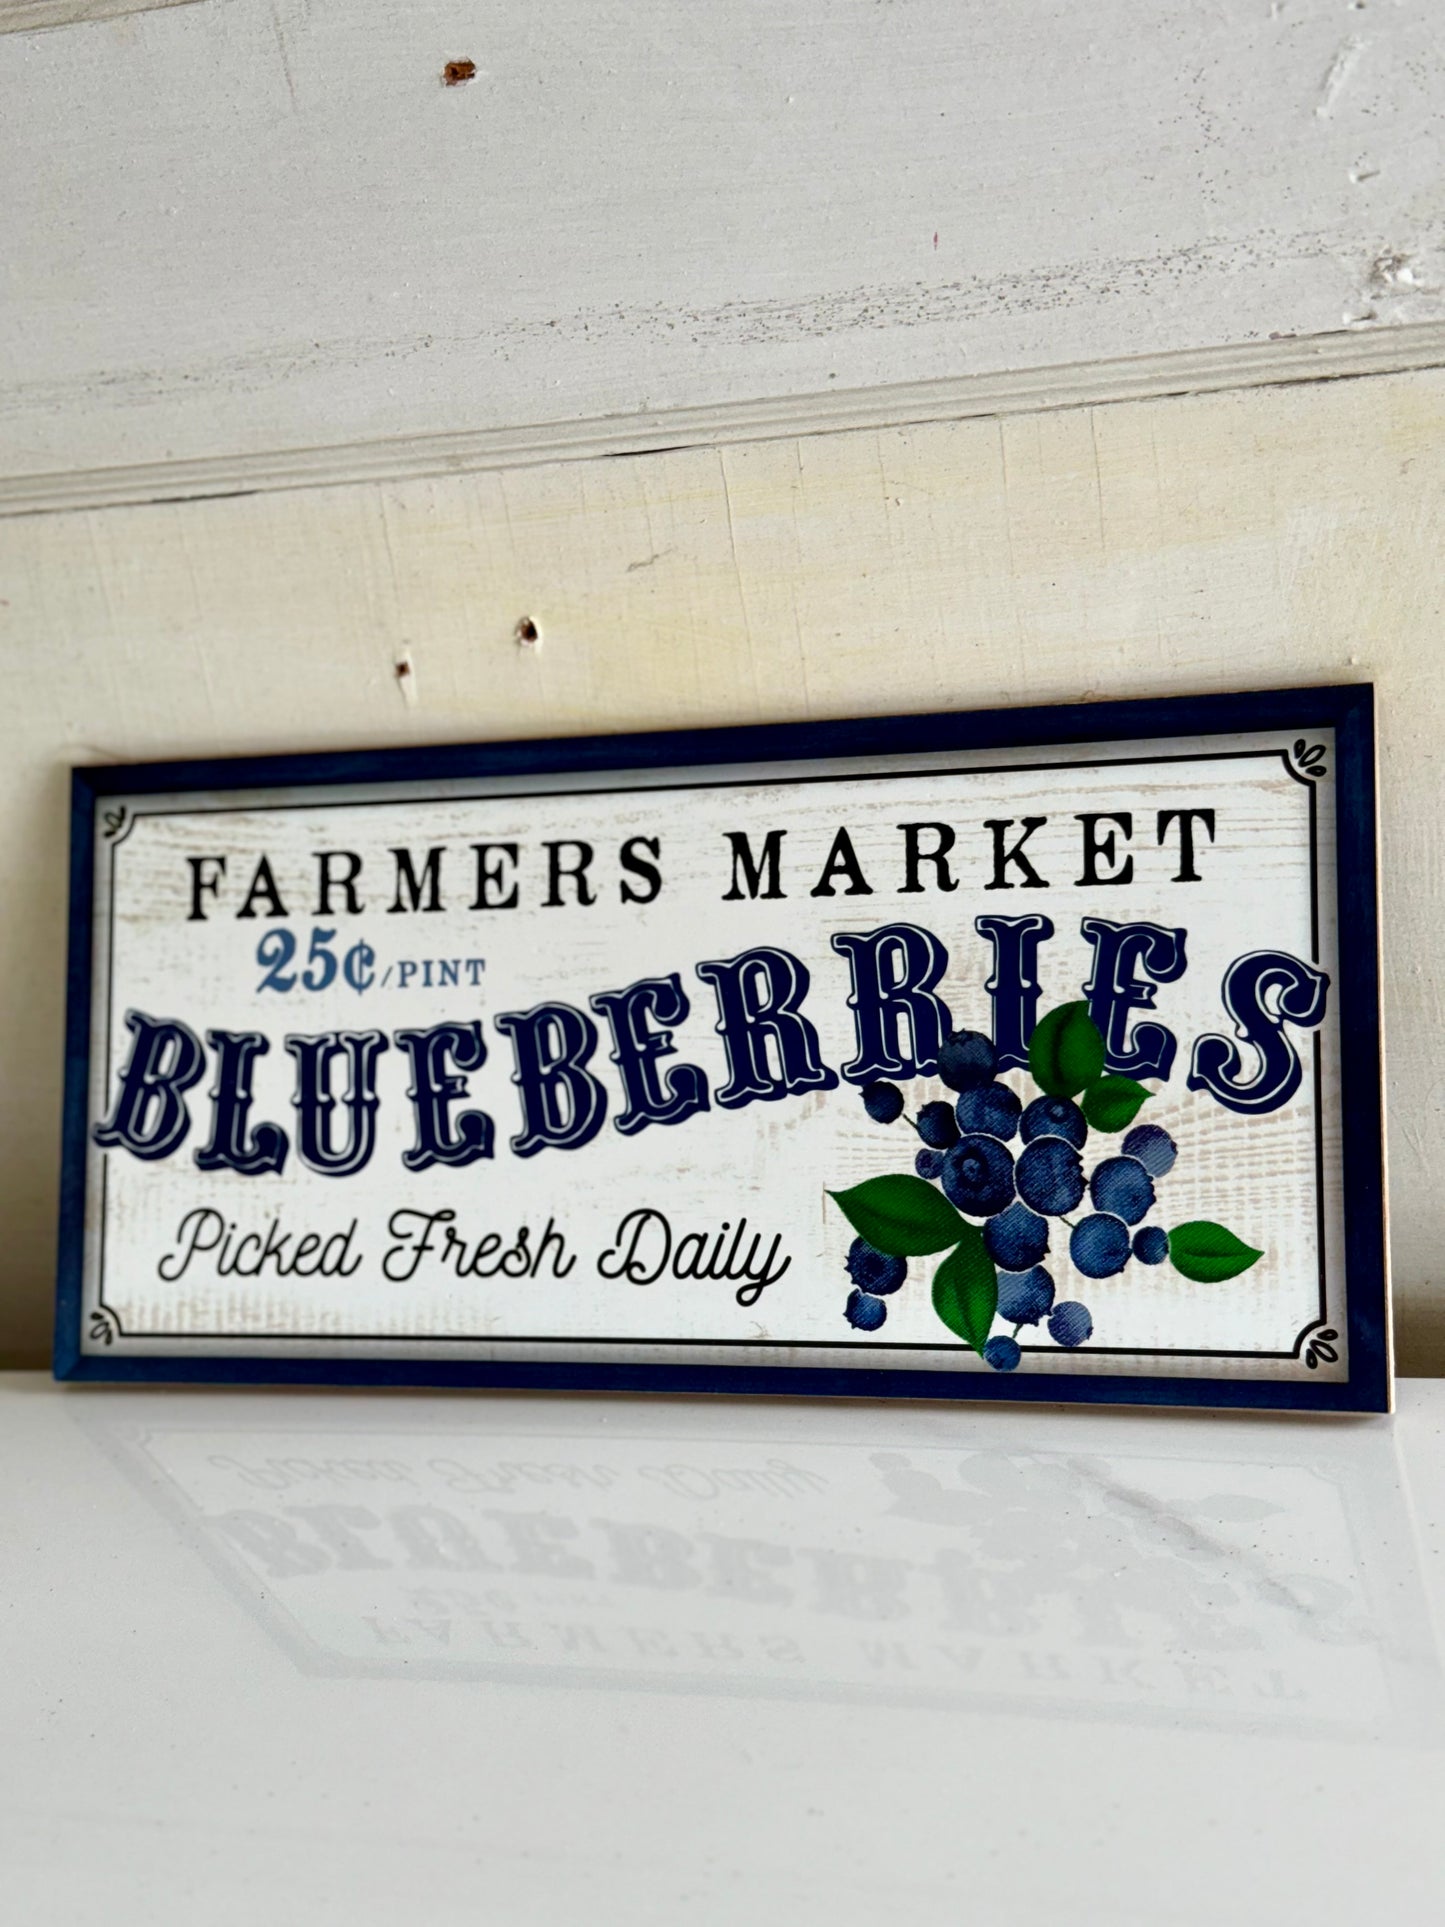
124;742;1294;820
90;744;1321;1361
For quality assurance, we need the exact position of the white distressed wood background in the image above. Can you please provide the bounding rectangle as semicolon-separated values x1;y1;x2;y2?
0;0;1443;506
85;752;1336;1375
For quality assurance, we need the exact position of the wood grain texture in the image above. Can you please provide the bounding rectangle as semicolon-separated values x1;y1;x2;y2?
0;0;198;34
0;368;1439;1369
0;0;1442;492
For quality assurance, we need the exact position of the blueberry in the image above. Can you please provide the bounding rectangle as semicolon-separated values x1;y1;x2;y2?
862;1080;904;1124
1015;1136;1086;1216
1020;1095;1088;1150
1122;1123;1177;1178
954;1081;1022;1141
845;1289;887;1331
915;1147;946;1181
984;1201;1050;1271
1089;1155;1155;1226
983;1335;1022;1372
845;1237;907;1295
1048;1300;1094;1348
937;1028;997;1093
1070;1213;1131;1278
941;1133;1016;1217
996;1265;1055;1327
1133;1224;1169;1265
916;1100;960;1150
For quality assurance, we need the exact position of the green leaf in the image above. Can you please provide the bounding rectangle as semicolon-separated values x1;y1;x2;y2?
1168;1221;1264;1284
1081;1075;1152;1133
931;1227;998;1355
829;1174;967;1257
1028;1001;1106;1098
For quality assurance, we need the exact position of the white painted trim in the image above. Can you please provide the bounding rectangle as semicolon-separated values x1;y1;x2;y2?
0;0;199;32
5;321;1445;519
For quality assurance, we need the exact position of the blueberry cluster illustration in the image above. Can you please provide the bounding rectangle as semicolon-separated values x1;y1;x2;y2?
830;1002;1263;1370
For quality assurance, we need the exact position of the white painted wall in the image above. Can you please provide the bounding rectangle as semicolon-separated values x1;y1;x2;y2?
1;0;1443;498
0;369;1440;1367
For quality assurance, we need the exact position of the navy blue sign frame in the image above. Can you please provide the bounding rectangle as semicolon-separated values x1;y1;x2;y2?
55;683;1388;1411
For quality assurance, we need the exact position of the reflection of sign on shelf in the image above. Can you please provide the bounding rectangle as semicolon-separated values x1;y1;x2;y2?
86;1408;1434;1739
58;685;1388;1411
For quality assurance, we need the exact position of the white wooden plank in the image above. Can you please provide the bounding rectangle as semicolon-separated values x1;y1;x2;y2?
0;0;1442;499
4;323;1445;520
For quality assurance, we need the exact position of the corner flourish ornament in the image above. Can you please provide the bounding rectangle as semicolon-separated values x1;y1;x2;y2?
88;1306;120;1346
101;805;137;846
1287;739;1328;782
1296;1321;1341;1370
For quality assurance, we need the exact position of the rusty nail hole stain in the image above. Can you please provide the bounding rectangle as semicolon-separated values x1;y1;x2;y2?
514;616;540;648
443;59;477;86
395;659;412;678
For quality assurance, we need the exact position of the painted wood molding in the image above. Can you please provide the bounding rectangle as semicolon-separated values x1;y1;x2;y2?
3;322;1444;520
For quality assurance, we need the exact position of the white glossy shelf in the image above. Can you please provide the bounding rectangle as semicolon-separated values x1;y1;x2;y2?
4;1372;1444;1923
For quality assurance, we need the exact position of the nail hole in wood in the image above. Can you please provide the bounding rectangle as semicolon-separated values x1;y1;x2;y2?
514;616;540;649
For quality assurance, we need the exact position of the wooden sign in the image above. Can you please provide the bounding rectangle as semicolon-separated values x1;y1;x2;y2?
56;685;1388;1412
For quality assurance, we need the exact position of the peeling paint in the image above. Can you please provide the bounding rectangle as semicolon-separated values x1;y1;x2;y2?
1368;250;1417;294
1316;35;1367;119
1345;244;1440;329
